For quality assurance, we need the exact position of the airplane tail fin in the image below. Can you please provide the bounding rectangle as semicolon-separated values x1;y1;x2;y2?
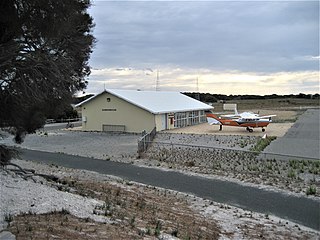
206;113;221;125
234;106;239;116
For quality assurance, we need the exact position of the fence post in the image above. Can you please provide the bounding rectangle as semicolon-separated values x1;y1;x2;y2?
137;127;157;157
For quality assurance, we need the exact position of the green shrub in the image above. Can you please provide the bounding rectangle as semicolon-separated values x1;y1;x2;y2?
154;220;162;236
306;185;316;196
250;136;276;153
4;213;13;224
287;169;296;179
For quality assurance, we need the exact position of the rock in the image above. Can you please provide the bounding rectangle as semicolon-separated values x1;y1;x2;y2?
0;231;16;240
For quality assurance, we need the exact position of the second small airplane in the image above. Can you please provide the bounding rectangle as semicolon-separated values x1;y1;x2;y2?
206;109;276;132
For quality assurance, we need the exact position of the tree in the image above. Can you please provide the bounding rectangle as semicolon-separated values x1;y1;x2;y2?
0;0;95;163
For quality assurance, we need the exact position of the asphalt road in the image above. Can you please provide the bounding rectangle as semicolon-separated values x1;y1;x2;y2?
20;148;320;231
263;109;320;160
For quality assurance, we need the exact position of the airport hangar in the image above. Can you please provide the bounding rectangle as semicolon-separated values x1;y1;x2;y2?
75;89;213;133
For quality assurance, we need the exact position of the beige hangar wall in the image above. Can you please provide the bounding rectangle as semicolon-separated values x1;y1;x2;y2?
81;92;156;133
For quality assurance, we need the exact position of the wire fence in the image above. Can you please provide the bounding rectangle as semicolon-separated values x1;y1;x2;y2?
137;127;157;156
142;140;319;162
45;118;81;124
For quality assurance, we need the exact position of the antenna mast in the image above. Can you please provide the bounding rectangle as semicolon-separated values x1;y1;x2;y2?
155;70;159;91
195;77;200;100
197;77;199;92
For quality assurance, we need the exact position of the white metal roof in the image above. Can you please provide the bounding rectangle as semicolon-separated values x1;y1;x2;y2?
76;89;213;114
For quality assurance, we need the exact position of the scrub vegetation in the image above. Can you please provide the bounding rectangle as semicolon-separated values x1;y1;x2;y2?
146;133;320;197
7;173;221;239
250;136;277;152
5;161;318;239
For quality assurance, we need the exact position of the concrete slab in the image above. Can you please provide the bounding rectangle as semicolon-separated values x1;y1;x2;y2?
263;109;320;160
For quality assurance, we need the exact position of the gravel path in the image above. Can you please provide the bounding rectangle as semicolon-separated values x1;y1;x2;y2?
1;130;140;160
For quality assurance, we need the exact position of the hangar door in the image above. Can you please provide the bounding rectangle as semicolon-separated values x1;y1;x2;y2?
102;124;126;132
161;114;167;130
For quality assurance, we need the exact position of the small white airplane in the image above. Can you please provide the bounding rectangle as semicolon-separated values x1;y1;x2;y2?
206;108;276;132
221;108;276;120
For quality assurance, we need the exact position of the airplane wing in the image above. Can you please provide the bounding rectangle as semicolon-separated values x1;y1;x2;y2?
239;112;259;118
221;108;276;120
220;114;239;118
257;115;277;119
238;115;277;120
222;111;258;118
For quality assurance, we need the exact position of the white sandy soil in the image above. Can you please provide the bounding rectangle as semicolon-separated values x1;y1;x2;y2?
1;159;319;239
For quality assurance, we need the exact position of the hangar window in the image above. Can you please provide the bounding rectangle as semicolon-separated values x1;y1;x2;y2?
199;110;207;123
174;110;206;128
189;111;199;125
174;112;188;128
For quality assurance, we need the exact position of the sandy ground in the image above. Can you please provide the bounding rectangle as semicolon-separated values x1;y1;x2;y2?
0;109;319;239
1;159;319;239
0;130;140;160
164;122;294;137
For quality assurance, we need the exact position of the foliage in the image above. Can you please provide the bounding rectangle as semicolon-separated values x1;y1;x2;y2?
49;104;79;120
0;145;19;166
183;92;320;102
0;0;95;160
4;213;13;224
0;0;95;142
287;169;296;179
250;136;276;153
306;185;316;196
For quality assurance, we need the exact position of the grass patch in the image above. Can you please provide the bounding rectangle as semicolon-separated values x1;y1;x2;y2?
250;136;277;153
289;159;320;175
287;169;296;179
306;185;317;196
4;213;13;225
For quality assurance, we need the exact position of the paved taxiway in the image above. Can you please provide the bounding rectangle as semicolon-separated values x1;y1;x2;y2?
263;109;320;160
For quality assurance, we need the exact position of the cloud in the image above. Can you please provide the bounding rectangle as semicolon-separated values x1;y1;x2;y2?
86;1;319;95
84;66;319;95
89;1;318;70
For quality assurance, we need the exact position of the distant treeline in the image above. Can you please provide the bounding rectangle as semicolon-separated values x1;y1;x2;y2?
183;92;320;103
73;92;319;105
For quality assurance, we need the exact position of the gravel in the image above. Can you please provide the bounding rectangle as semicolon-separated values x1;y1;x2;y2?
0;130;140;161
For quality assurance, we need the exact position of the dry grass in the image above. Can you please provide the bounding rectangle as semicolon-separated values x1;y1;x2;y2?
4;161;319;240
211;98;320;124
7;176;221;239
212;98;319;112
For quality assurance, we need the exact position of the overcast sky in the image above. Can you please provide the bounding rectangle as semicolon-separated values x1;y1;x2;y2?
85;0;319;95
